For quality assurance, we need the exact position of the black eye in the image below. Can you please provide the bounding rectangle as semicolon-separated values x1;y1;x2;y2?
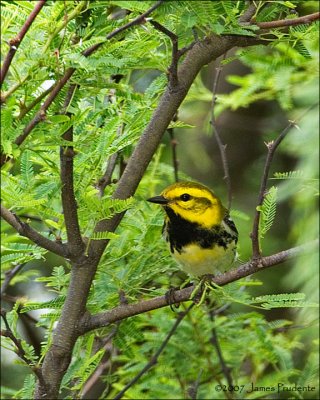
180;193;191;202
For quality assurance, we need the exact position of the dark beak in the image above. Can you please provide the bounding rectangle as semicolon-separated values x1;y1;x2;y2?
147;195;168;205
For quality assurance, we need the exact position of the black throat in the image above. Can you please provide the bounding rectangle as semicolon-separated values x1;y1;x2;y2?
164;207;232;254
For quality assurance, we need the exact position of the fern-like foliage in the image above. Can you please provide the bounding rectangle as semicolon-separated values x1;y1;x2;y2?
273;170;304;179
257;186;278;246
1;1;319;398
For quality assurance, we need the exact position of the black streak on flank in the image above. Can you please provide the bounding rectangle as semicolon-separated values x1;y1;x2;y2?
164;208;237;254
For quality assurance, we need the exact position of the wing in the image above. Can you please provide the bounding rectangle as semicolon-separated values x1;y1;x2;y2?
222;213;238;243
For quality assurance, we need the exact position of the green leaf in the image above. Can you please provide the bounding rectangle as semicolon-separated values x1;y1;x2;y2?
257;186;278;246
89;231;119;241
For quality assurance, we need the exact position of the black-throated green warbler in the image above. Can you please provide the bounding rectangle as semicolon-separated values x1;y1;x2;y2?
147;181;238;277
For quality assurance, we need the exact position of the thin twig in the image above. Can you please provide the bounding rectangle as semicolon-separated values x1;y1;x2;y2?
113;303;194;400
18;86;54;119
1;204;68;258
209;311;233;387
81;292;126;397
0;309;45;386
1;1;164;167
1;293;41;325
12;68;75;149
0;1;86;103
187;369;203;400
0;0;46;86
60;85;84;257
168;113;179;182
80;325;120;398
80;240;317;333
81;0;165;58
168;128;179;182
1;264;25;295
97;121;124;196
149;20;179;87
257;11;320;29
250;103;318;259
210;54;232;210
98;153;119;196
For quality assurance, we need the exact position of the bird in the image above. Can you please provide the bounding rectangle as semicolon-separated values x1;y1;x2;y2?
147;181;238;277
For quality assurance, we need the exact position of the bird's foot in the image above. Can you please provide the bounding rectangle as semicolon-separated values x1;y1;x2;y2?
191;274;215;305
165;287;181;311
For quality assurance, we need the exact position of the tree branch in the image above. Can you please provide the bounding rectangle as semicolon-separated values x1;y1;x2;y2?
256;11;320;29
83;0;164;57
80;241;316;333
0;0;46;86
209;312;233;387
60;85;84;258
80;325;120;398
97;153;119;196
1;263;25;295
17;85;54;120
1;204;68;258
1;1;164;167
0;309;45;386
89;34;261;261
113;303;194;400
238;1;257;24
168;128;179;182
168;113;179;182
250;103;318;258
187;369;203;400
149;20;179;88
210;54;232;210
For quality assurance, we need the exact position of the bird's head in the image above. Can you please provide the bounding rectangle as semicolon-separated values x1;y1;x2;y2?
147;181;225;228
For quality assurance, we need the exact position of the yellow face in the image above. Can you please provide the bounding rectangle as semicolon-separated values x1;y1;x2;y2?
160;182;225;229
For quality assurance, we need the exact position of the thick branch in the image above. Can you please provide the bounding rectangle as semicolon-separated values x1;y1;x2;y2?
257;12;320;29
60;85;84;257
238;2;257;24
81;241;316;333
1;204;68;258
0;0;46;86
